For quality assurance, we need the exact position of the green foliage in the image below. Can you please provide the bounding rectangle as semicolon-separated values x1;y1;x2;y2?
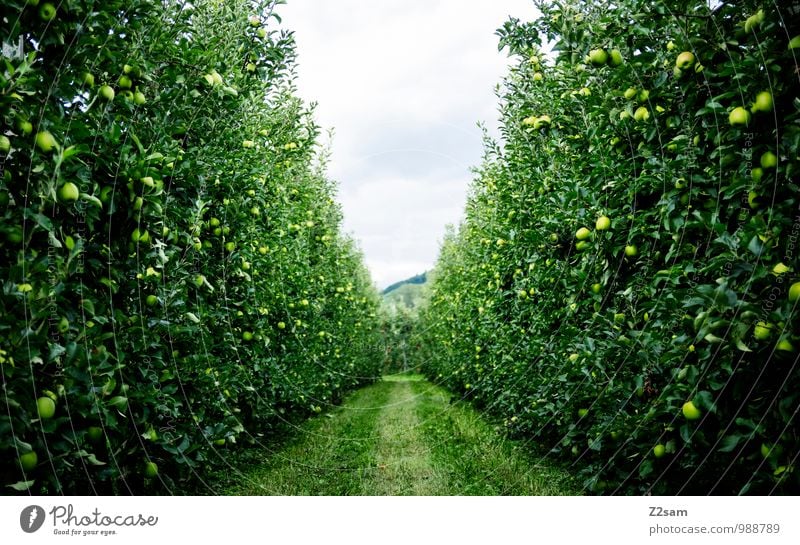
417;0;799;494
1;0;382;493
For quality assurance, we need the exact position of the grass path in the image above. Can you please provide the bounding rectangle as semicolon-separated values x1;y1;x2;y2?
220;374;579;495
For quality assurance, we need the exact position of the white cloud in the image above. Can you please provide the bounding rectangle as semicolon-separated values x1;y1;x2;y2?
280;0;539;288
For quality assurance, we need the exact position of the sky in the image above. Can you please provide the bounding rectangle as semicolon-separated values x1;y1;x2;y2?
280;0;539;289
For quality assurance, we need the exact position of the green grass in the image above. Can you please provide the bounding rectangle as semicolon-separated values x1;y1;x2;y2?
217;375;580;495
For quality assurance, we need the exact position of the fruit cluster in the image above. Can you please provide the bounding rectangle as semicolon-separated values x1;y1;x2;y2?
417;1;799;494
1;0;382;493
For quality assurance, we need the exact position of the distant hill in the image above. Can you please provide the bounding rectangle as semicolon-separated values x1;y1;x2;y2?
381;272;428;314
382;272;427;295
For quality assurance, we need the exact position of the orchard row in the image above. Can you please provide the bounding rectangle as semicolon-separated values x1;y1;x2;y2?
417;1;799;494
1;0;382;493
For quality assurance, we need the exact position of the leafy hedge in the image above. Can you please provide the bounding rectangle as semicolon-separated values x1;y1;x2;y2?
417;0;799;494
1;0;382;494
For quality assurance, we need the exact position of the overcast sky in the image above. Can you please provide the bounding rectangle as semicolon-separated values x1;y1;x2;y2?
281;0;539;288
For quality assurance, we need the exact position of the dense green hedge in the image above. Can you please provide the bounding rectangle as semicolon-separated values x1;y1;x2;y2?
1;0;382;494
417;0;799;494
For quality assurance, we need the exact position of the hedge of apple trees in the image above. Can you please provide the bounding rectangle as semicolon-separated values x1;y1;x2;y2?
417;0;800;494
1;0;383;494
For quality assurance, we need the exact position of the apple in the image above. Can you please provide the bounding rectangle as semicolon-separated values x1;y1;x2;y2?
568;353;579;362
623;87;637;100
145;295;158;307
242;331;253;341
575;227;591;240
39;2;56;20
624;244;638;257
637;89;649;102
277;321;286;329
777;338;796;352
577;408;588;418
608;49;623;66
748;191;760;209
633;106;649;122
37;396;56;419
193;274;205;287
242;140;255;148
18;120;33;135
675;51;695;70
98;85;115;101
591;283;601;294
133;91;146;105
653;444;666;458
144;461;158;478
57;182;80;202
35;130;57;152
596;215;611;231
87;426;103;443
257;27;267;39
789;282;800;302
118;75;132;89
790;35;800;49
682;400;701;420
246;62;257;72
588;48;608;66
751;167;763;181
667;41;676;51
19;451;38;471
753;321;773;340
751;91;773;113
225;241;235;252
533;71;543;82
534;115;551;129
0;135;11;153
728;106;750;126
82;72;95;87
760;151;777;169
248;15;260;26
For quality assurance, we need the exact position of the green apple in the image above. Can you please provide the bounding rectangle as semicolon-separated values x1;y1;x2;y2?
225;241;235;252
577;408;589;418
751;167;763;181
18;119;33;135
98;85;115;101
19;451;38;471
57;182;80;202
608;49;623;66
0;135;11;153
760;151;777;169
38;2;56;21
576;227;591;240
82;72;95;87
193;274;205;287
667;41;676;51
596;215;611;231
682;400;701;420
751;91;773;113
728;106;751;126
790;35;800;49
675;51;695;70
633;106;649;122
277;321;286;330
143;461;158;478
789;281;800;302
777;338;796;352
753;321;773;340
145;295;158;307
242;140;255;148
623;87;637;100
624;244;638;257
591;283;601;294
588;48;608;66
637;89;649;102
87;426;103;443
242;331;253;341
653;444;666;458
35;130;57;152
118;75;132;89
133;91;146;105
37;396;56;419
